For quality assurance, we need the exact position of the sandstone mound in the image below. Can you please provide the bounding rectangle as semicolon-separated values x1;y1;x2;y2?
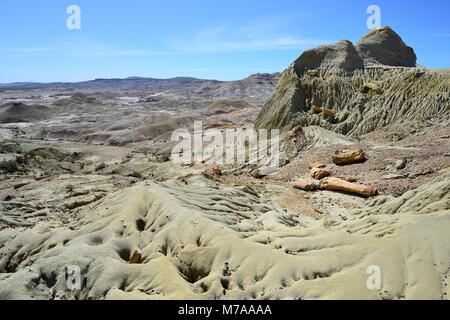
356;27;416;67
255;27;450;137
294;40;364;76
53;92;98;107
77;114;193;147
0;102;51;124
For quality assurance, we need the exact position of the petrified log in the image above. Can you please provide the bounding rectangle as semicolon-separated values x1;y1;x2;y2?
321;177;378;197
310;167;331;180
292;179;320;191
333;149;366;165
335;175;358;182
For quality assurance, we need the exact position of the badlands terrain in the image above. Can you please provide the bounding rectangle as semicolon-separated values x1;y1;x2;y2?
0;27;449;300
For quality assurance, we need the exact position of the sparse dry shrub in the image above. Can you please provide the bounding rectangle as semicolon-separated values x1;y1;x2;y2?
95;162;106;171
0;160;18;173
65;183;75;193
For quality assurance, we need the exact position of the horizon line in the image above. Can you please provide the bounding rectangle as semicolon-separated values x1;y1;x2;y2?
0;72;282;86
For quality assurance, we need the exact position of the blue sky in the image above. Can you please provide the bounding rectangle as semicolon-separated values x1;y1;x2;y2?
0;0;449;83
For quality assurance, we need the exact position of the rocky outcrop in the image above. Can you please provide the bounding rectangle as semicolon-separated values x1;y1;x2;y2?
293;40;364;76
255;27;450;137
356;27;416;67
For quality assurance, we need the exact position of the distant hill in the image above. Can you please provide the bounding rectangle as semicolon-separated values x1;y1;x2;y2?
0;73;280;92
432;68;450;74
0;102;51;123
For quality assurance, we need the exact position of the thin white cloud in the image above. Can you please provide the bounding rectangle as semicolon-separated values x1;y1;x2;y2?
2;47;56;55
57;41;172;57
169;23;331;53
0;42;174;58
1;21;332;58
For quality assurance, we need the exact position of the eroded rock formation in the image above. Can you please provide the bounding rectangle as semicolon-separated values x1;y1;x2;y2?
255;27;450;137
